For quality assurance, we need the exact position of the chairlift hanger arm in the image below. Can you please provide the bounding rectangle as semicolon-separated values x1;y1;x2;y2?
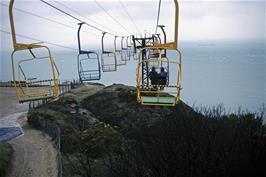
9;0;16;48
77;22;97;54
101;32;107;53
77;22;85;54
153;0;179;49
102;32;116;54
158;25;166;44
9;0;46;50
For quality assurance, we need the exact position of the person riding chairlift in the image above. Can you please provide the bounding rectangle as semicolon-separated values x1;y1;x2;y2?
159;67;167;90
149;67;167;90
149;67;158;83
159;67;167;84
149;67;159;90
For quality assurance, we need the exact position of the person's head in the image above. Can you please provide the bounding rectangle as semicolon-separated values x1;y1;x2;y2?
161;67;164;72
152;67;155;71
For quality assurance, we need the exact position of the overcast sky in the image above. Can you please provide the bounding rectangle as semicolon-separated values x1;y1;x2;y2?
0;0;265;51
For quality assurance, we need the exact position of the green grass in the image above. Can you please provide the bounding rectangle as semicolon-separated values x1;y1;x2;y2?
0;143;13;177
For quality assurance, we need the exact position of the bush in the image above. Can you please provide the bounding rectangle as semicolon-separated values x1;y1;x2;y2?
0;143;13;177
28;84;266;177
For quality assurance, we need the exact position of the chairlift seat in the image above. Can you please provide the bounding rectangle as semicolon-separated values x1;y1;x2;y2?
103;51;114;54
149;53;160;58
19;95;54;103
79;50;96;55
79;70;101;81
141;96;176;106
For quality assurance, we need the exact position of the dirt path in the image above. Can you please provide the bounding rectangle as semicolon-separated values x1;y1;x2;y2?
8;117;58;177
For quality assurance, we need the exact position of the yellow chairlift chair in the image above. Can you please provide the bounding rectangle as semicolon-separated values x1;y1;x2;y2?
136;0;182;106
9;0;59;103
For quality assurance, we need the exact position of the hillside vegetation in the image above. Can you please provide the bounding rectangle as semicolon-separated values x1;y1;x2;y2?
28;84;266;177
0;143;13;177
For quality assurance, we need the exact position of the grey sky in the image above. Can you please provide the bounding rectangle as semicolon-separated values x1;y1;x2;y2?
0;0;265;51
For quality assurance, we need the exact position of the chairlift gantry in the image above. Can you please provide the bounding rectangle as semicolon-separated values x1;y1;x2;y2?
136;0;182;106
77;22;101;82
9;0;60;103
101;32;117;72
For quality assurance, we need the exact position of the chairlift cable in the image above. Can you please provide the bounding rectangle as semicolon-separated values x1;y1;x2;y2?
0;2;102;37
53;0;117;35
94;0;132;35
118;0;141;34
40;0;117;36
0;29;78;51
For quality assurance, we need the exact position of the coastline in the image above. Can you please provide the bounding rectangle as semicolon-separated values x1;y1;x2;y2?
0;112;27;142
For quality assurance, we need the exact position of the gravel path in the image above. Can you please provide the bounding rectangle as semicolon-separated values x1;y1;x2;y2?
7;117;58;177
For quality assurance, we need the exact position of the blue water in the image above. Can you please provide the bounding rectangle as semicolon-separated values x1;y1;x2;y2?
1;40;265;112
0;127;23;142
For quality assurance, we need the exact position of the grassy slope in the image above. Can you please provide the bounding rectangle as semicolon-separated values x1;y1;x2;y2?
81;84;197;125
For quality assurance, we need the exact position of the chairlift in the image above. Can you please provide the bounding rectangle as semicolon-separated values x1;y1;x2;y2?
101;32;117;72
126;36;134;59
77;22;101;82
136;0;182;106
121;36;130;61
9;0;60;103
114;36;127;66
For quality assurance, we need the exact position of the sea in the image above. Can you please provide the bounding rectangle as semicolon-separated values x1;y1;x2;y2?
1;39;265;113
